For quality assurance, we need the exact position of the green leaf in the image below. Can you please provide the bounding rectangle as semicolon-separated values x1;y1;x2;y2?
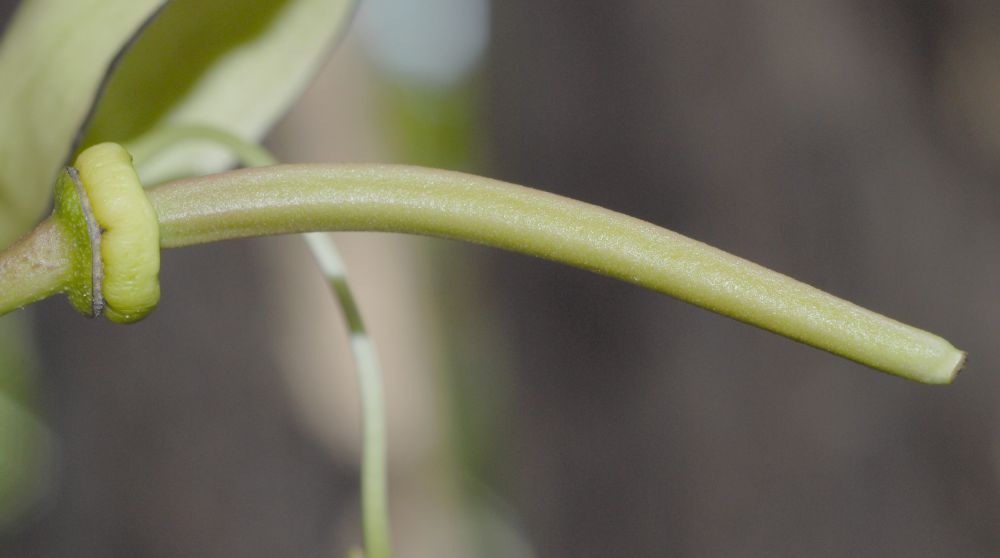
82;0;358;184
0;0;358;248
0;0;167;247
0;0;358;525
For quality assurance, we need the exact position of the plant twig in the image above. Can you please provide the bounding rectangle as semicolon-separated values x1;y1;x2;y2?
304;232;390;558
0;220;72;315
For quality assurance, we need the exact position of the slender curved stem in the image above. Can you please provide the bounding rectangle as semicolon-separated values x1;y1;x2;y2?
147;164;964;384
304;233;391;558
127;124;277;170
133;126;393;558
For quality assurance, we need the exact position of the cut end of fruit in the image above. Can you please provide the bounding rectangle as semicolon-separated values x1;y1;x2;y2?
942;350;967;384
918;347;966;385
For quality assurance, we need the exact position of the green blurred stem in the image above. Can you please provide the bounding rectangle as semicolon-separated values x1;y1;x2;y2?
305;233;390;558
133;126;392;558
128;124;276;170
147;164;964;384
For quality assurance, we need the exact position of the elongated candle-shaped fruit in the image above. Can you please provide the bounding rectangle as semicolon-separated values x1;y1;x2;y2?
147;164;964;384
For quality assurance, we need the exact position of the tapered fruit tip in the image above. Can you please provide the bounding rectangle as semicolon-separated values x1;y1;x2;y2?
927;347;965;385
946;350;966;383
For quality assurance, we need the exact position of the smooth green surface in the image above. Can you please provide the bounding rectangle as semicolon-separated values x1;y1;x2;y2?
0;0;166;248
129;125;278;172
150;164;965;383
83;0;358;185
0;0;356;245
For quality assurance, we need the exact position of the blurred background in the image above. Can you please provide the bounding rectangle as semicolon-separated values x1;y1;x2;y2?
2;0;1000;556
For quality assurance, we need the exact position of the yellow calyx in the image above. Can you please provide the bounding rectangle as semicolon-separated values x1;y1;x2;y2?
74;143;160;323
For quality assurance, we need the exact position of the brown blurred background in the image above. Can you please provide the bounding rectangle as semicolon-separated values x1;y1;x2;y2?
3;0;1000;556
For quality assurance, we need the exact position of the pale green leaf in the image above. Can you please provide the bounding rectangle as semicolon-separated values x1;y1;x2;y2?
0;0;359;527
0;0;357;247
83;0;358;184
0;0;167;247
